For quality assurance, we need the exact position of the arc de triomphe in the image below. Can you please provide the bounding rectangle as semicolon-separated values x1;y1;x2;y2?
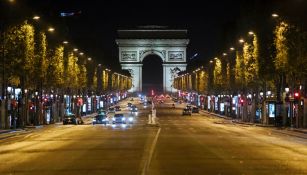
116;27;189;93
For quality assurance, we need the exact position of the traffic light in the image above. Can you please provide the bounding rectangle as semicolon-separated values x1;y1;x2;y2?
77;98;83;106
294;92;300;103
200;96;204;102
240;98;244;105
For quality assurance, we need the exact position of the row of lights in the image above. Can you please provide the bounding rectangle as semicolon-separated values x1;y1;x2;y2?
208;13;280;64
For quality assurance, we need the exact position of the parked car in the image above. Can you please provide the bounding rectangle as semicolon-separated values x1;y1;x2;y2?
115;105;121;111
108;107;115;113
186;105;192;111
127;102;132;108
112;113;126;124
63;114;83;125
182;108;192;116
191;107;199;113
98;109;107;115
92;114;108;125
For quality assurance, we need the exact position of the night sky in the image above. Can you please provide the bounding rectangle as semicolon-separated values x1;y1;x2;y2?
4;0;307;72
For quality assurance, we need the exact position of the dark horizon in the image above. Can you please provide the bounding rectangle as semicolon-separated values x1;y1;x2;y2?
2;0;306;72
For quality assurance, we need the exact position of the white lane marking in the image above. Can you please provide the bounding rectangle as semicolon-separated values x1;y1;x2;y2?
141;127;161;175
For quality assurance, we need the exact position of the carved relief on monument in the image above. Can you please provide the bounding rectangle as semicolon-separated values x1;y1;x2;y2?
168;51;184;61
121;51;137;61
139;49;166;61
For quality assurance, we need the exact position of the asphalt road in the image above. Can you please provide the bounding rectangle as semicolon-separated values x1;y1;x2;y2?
0;98;306;175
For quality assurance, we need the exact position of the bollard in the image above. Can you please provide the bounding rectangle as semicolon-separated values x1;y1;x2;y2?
152;115;156;124
148;114;152;124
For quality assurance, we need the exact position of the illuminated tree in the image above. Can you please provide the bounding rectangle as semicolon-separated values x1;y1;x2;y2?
274;22;289;73
46;46;64;89
34;32;47;89
243;37;259;89
198;70;208;94
78;63;87;90
235;51;244;90
213;58;223;92
4;21;35;88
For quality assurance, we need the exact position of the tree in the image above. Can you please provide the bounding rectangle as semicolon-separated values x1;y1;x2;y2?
46;46;64;89
235;51;245;90
78;63;87;91
213;58;223;93
4;21;35;88
34;32;47;90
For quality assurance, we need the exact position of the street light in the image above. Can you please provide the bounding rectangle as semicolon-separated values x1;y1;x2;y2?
239;39;245;43
63;41;69;44
259;90;264;97
272;13;279;18
33;15;40;20
48;27;55;32
248;31;254;35
230;47;235;51
285;87;289;93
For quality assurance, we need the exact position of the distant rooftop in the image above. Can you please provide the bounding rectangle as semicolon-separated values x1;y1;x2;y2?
117;26;188;39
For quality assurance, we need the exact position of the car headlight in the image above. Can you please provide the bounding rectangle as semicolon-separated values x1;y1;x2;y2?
122;117;126;121
102;118;106;121
135;108;138;110
112;117;115;121
92;119;96;121
128;117;133;122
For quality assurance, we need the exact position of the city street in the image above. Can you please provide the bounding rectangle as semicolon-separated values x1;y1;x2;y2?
0;98;306;175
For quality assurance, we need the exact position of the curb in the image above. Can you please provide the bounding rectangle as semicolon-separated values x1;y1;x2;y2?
202;110;307;134
0;129;24;135
287;128;307;134
24;125;44;129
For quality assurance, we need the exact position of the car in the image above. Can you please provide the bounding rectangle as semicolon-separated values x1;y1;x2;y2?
115;105;121;111
63;114;83;125
191;107;199;113
108;107;115;113
127;102;132;108
182;108;192;116
131;105;138;112
126;115;135;124
112;113;126;124
98;109;107;115
143;102;148;108
92;114;108;125
186;105;192;111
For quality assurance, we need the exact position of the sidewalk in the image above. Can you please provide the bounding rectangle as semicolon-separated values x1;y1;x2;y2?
0;129;25;134
200;110;307;134
0;113;97;135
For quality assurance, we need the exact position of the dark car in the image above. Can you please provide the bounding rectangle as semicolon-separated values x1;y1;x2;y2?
131;105;138;112
63;114;83;125
108;107;115;113
186;105;192;111
98;109;107;115
115;105;121;111
112;113;126;124
127;102;132;108
92;114;108;125
182;108;192;116
191;107;199;113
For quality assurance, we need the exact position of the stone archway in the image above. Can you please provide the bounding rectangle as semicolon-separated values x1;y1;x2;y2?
142;54;163;94
116;27;189;93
